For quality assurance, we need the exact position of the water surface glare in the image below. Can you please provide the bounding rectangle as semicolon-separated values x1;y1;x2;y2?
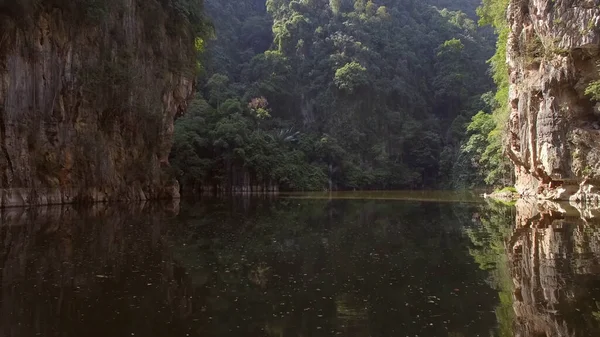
1;194;600;336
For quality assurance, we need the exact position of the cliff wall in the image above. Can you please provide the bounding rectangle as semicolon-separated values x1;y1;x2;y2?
0;0;198;206
506;0;600;204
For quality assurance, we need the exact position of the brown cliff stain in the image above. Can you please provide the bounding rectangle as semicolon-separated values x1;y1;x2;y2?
0;1;198;206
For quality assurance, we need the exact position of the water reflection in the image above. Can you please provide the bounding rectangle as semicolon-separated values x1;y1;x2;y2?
0;197;499;337
510;200;600;337
171;198;498;337
3;195;600;336
0;201;195;337
470;199;600;337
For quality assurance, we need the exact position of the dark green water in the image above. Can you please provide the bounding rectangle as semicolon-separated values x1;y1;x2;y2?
1;194;600;336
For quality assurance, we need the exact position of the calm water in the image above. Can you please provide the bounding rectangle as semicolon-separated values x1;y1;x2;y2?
1;193;600;336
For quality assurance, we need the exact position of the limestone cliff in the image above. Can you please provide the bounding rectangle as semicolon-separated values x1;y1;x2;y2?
0;0;199;206
506;0;600;204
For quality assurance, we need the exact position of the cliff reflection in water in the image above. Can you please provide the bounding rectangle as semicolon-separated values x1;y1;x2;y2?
471;199;600;337
0;202;194;337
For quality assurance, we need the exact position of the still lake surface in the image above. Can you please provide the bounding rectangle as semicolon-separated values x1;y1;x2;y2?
1;191;600;336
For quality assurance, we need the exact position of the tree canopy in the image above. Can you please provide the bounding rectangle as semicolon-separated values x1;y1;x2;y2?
170;0;501;192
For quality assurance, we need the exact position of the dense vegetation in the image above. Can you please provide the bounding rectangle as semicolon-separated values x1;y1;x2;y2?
170;0;508;193
464;0;513;187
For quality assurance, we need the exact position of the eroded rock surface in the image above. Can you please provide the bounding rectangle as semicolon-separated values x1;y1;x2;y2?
0;1;197;206
506;0;600;205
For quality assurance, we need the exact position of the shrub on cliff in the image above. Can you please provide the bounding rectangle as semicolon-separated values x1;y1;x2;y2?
585;80;600;101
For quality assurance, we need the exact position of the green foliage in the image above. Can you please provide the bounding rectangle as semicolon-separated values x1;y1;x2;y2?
170;0;213;36
585;80;600;101
375;6;389;19
456;0;513;188
438;38;464;55
478;0;510;115
205;73;230;105
334;61;367;92
354;0;365;13
462;111;512;186
329;0;341;14
494;186;517;194
172;0;497;192
170;94;329;192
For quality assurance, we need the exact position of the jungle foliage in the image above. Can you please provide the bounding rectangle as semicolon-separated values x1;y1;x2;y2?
171;0;503;192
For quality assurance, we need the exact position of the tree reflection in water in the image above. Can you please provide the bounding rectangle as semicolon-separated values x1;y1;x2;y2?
164;198;499;337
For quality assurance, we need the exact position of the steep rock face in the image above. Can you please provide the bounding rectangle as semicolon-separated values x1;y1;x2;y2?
0;0;197;206
506;0;600;204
